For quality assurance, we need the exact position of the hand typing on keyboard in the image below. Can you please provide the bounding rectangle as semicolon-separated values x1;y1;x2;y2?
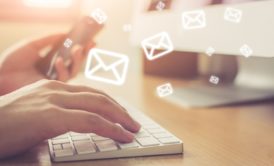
0;80;141;159
48;103;183;162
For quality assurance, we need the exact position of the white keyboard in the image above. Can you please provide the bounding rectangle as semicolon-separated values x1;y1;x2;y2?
48;104;183;162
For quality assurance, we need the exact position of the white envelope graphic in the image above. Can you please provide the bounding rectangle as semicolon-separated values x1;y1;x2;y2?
91;8;108;24
206;47;215;56
224;7;242;23
240;44;253;58
85;49;129;85
209;75;219;85
157;83;173;98
182;10;206;30
141;32;174;60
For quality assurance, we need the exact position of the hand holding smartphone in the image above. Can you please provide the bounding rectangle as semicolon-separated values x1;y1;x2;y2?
36;16;104;80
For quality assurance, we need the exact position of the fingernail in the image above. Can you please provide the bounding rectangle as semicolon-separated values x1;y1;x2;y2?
133;120;141;132
124;130;134;142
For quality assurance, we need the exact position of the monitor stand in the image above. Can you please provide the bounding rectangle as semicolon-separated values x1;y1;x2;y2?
165;56;274;108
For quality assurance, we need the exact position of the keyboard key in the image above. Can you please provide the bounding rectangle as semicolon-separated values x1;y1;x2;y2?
89;133;96;137
159;137;180;144
96;140;118;152
136;137;160;147
74;141;96;154
71;135;90;141
54;149;74;158
53;144;62;150
135;129;150;138
62;143;72;149
139;120;154;125
52;139;70;145
52;134;68;140
143;124;160;130
147;128;165;134
92;136;109;141
119;141;140;149
153;132;172;139
70;132;82;136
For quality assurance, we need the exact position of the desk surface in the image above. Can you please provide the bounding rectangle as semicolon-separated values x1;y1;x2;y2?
1;73;274;166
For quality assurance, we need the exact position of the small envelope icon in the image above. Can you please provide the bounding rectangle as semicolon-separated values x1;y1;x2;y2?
240;44;253;58
209;75;220;85
182;10;206;30
224;7;242;23
206;47;215;56
91;8;108;24
141;32;174;60
85;49;129;85
157;83;173;98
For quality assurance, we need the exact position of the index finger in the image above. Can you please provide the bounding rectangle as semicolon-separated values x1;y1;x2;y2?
53;82;121;105
61;110;135;143
54;92;141;133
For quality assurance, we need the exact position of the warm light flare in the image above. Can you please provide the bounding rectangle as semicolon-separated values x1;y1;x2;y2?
23;0;73;8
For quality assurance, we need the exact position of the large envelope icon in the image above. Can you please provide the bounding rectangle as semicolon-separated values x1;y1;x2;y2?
85;49;129;85
224;7;242;23
182;10;206;30
141;32;174;60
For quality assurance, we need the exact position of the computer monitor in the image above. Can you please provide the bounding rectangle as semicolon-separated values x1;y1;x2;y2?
131;0;274;107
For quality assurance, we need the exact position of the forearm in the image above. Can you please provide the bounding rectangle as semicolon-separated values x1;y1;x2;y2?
0;75;20;96
0;64;16;95
0;98;50;159
0;70;43;96
0;119;47;159
0;75;13;96
0;64;5;95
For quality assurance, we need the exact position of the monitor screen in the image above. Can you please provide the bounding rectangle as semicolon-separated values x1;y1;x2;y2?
131;0;274;58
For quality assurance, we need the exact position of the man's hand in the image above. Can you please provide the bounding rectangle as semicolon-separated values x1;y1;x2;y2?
0;34;93;95
0;80;141;159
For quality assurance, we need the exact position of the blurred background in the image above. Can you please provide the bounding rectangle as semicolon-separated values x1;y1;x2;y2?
0;0;139;66
1;0;272;73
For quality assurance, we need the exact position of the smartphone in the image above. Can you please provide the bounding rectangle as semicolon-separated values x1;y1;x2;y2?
36;16;104;79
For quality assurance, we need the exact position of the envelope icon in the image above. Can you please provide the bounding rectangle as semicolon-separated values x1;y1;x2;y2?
157;83;173;98
91;8;108;24
63;38;73;48
224;7;242;23
182;10;206;30
206;47;215;56
240;44;253;58
85;49;129;85
141;32;174;60
209;75;220;85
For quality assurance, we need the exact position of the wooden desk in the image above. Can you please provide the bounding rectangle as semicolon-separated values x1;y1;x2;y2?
1;73;274;166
